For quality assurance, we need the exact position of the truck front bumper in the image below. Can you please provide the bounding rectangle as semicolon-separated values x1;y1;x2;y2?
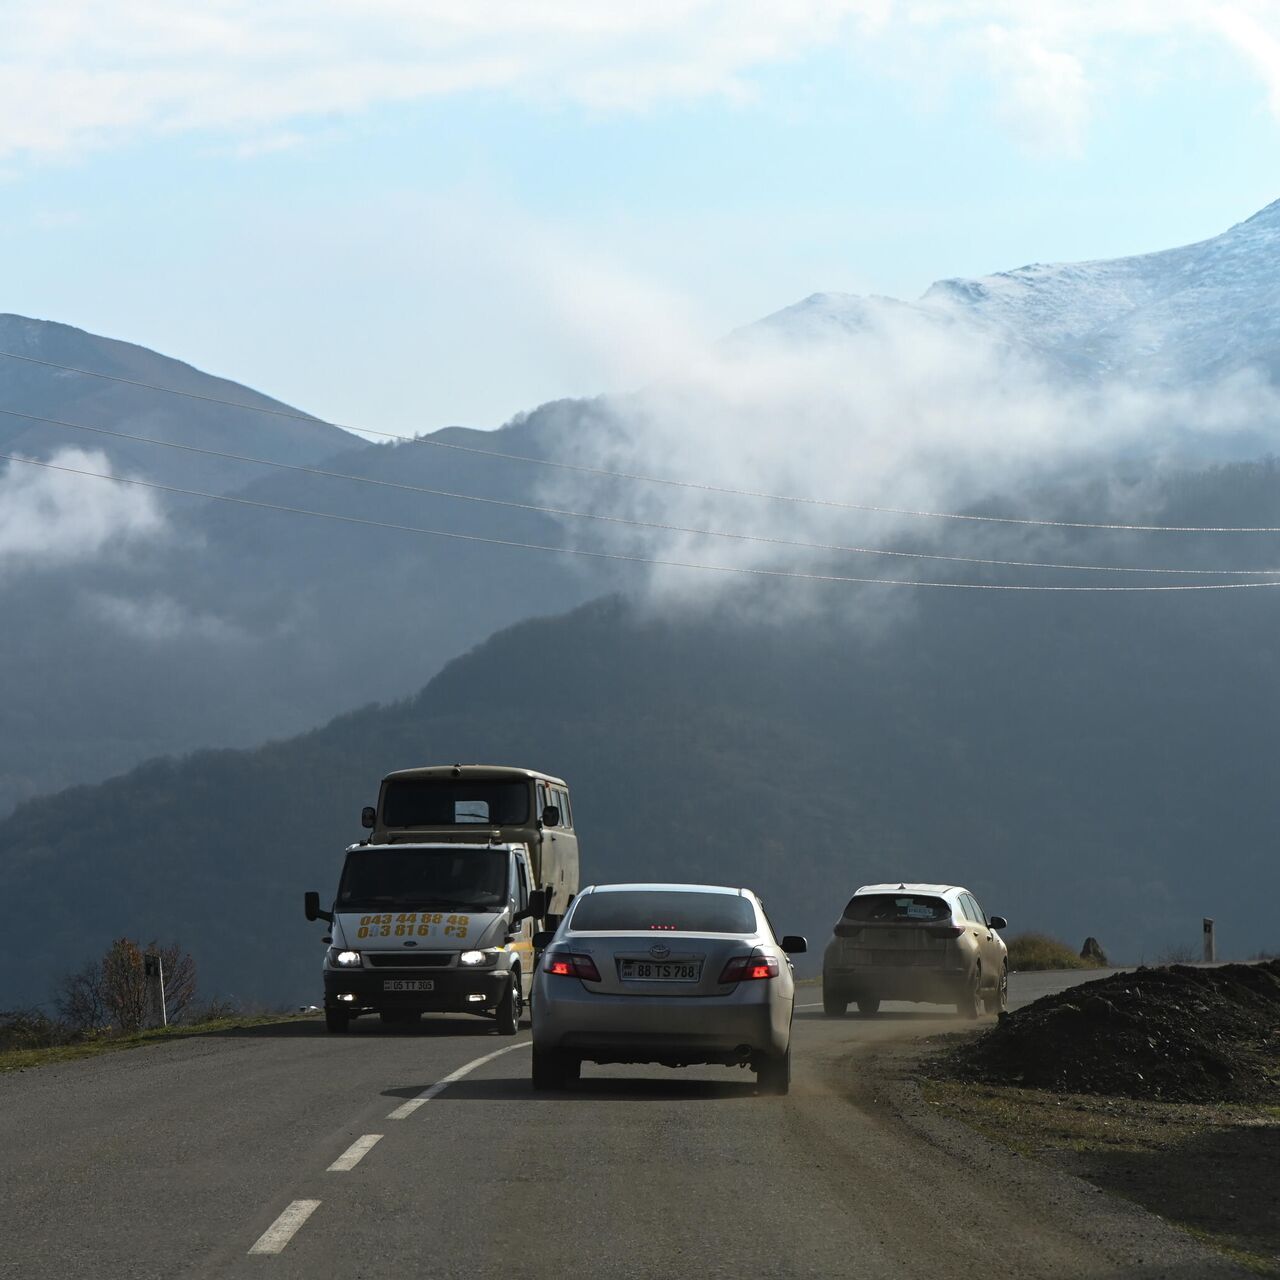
324;967;512;1014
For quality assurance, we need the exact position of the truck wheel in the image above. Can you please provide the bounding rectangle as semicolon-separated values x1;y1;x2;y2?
324;1009;349;1034
822;983;847;1017
856;998;881;1016
756;1043;791;1096
495;972;521;1036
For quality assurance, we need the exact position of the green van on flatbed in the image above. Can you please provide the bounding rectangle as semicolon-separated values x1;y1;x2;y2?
363;764;580;927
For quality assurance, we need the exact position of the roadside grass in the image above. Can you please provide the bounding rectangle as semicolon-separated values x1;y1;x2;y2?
0;1011;316;1074
919;1075;1280;1275
1005;932;1101;971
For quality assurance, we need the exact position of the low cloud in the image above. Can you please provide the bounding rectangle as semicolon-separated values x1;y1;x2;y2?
0;448;164;571
87;593;249;644
529;299;1280;606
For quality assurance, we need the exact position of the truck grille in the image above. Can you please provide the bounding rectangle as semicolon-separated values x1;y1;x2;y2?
366;953;453;968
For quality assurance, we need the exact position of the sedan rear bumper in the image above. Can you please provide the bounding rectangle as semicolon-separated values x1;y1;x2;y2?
533;981;791;1065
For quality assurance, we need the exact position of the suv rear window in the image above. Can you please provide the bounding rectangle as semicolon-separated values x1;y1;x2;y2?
571;891;756;934
843;894;951;923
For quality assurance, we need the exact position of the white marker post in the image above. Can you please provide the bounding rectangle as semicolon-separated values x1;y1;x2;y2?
143;953;167;1028
1202;917;1216;964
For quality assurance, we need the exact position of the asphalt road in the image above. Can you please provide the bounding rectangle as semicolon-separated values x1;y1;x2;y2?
0;969;1246;1280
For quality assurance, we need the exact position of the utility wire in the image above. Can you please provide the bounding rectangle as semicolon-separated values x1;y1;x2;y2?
8;406;1277;578
2;347;1277;535
4;450;1280;593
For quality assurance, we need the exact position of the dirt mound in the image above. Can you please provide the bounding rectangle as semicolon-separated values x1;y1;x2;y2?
942;960;1280;1103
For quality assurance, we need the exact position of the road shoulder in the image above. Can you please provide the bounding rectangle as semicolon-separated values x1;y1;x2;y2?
814;1029;1254;1280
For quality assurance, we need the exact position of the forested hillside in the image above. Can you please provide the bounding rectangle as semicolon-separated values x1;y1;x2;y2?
5;460;1280;1008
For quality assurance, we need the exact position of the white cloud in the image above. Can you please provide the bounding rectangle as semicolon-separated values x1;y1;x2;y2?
0;449;164;570
4;1;1280;161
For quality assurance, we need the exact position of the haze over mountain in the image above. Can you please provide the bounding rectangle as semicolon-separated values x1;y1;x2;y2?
4;450;1280;1010
4;199;1280;971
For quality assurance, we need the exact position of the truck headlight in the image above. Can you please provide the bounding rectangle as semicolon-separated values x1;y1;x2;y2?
459;949;498;967
327;948;362;967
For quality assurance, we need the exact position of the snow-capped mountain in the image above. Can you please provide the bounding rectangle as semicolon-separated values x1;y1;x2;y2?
755;200;1280;384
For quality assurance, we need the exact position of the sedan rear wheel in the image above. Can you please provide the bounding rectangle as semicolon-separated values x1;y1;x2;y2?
756;1043;791;1096
531;1045;579;1090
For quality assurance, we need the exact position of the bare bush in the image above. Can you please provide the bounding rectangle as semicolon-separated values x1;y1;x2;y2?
1156;942;1199;966
57;937;198;1032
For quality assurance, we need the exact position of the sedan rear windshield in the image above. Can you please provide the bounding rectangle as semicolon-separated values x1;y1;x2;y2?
571;891;757;934
842;894;951;923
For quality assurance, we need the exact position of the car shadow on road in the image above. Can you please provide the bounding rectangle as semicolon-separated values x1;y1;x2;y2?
198;1015;507;1039
794;1010;959;1022
382;1074;759;1102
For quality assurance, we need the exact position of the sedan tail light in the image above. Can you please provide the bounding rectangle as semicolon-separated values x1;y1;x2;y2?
718;955;780;983
544;952;602;982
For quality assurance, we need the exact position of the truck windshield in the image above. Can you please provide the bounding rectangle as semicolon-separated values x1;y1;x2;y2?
381;779;530;826
336;848;510;910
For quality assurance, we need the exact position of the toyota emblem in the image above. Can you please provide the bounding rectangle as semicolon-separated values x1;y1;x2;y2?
649;944;671;960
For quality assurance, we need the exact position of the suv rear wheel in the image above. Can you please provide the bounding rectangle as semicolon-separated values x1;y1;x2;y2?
856;998;881;1016
984;963;1008;1015
822;982;847;1017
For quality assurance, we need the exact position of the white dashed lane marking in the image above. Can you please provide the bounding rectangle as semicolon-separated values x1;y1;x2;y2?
327;1134;383;1172
247;1199;321;1255
386;1040;532;1119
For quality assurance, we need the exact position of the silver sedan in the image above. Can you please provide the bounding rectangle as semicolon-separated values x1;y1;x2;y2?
530;882;806;1094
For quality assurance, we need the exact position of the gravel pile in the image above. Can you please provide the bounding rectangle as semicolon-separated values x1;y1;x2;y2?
943;960;1280;1103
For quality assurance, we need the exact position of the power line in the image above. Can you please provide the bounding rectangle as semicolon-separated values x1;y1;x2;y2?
8;405;1277;578
2;346;1277;535
5;450;1280;593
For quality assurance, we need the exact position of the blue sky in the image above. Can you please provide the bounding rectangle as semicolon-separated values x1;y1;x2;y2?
4;2;1280;433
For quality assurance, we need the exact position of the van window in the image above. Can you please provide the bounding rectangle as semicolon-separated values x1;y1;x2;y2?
557;788;572;829
382;779;530;827
514;857;529;912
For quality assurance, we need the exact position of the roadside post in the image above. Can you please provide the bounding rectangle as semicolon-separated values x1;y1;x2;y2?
1202;918;1216;964
143;953;168;1028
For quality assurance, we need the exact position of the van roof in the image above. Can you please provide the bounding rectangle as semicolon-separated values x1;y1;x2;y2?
381;764;568;787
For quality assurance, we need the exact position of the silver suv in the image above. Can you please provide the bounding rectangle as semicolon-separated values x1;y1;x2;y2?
822;883;1008;1018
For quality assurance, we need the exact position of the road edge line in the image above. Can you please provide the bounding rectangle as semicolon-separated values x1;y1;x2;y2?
387;1040;531;1119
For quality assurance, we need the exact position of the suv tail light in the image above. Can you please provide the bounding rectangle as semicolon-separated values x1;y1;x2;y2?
544;952;602;982
927;925;964;939
718;955;780;983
